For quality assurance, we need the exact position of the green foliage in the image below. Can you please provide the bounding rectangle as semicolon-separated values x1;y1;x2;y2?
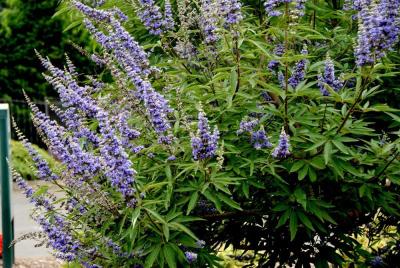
11;140;56;180
15;0;400;267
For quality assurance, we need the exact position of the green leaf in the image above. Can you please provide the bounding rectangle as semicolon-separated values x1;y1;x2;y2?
272;203;290;212
32;185;49;197
294;188;307;210
324;141;332;165
170;222;198;240
242;182;250;199
297;211;315;231
332;140;348;154
144;208;166;224
165;165;172;180
290;161;305;173
308;166;317;182
163;224;170;242
305;139;326;152
289;212;298;241
131;208;141;230
277;209;291;228
52;7;69;18
145;244;161;268
202;190;222;212
187;192;199;215
218;193;242;210
163;244;177;268
63;21;81;32
309;156;325;170
359;184;372;200
298;164;308;180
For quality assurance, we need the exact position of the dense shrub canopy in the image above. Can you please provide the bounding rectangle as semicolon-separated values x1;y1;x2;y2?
12;0;400;267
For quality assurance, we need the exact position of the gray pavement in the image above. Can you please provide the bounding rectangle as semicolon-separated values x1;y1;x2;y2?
12;182;52;257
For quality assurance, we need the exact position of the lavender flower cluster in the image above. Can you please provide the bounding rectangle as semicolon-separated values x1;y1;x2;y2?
73;1;173;137
237;118;272;149
191;111;219;160
13;119;59;181
264;0;306;17
137;0;175;35
271;128;291;158
317;56;343;96
13;171;93;264
200;0;220;47
268;43;285;72
354;0;400;66
218;0;243;26
35;47;141;200
288;46;308;89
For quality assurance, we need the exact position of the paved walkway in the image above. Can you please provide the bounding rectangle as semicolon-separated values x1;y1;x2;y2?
12;182;53;258
2;181;60;267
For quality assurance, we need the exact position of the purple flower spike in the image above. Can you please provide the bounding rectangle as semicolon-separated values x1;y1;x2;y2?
288;46;308;89
268;43;285;72
185;251;198;263
137;0;165;35
164;0;175;30
355;0;400;66
191;111;219;161
317;55;343;96
264;0;298;17
251;130;273;149
272;128;290;158
200;0;219;47
237;118;259;135
218;0;243;27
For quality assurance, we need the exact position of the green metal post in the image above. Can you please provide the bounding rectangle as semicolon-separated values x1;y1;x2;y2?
0;104;14;267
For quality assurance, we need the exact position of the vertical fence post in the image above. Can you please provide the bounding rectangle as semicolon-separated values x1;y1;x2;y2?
0;104;14;267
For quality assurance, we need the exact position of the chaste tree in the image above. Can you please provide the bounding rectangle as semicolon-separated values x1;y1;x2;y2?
12;0;400;267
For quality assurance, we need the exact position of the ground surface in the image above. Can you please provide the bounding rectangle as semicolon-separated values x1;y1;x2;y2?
0;257;62;268
0;182;61;267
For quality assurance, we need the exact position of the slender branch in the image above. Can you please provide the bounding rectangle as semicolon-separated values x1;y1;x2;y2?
312;0;317;29
337;69;371;134
336;86;364;134
200;209;262;220
143;209;165;239
232;36;241;102
370;150;399;182
284;2;290;132
320;103;328;133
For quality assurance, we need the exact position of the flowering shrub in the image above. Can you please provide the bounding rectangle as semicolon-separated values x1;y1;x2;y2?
13;0;400;267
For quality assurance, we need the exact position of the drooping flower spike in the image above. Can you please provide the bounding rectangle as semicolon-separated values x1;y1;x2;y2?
12;118;59;181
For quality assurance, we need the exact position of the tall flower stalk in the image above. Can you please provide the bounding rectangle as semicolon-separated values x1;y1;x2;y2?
191;111;219;160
